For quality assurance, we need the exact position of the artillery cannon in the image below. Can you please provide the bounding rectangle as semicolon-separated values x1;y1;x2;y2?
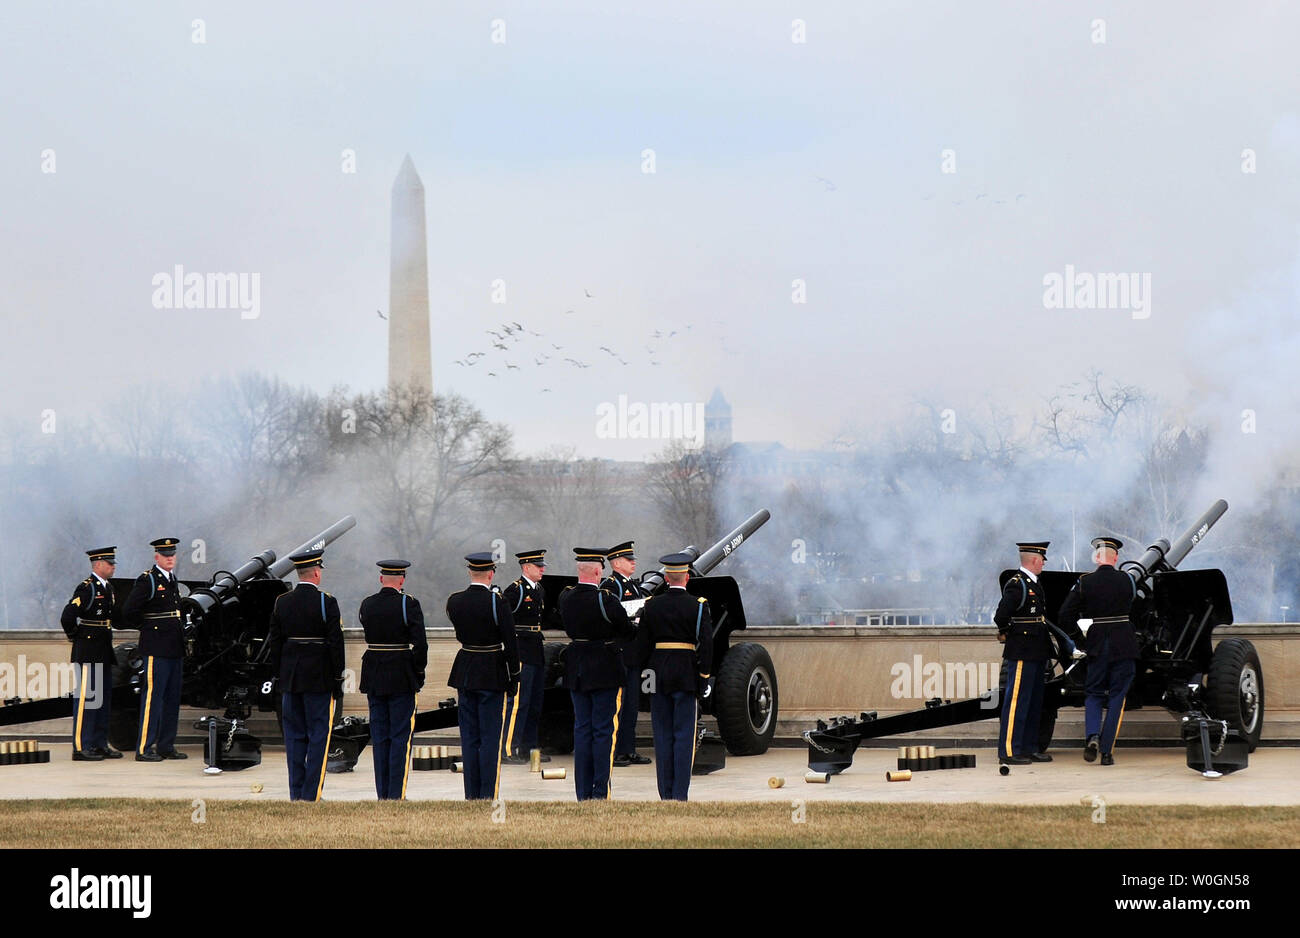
327;510;776;772
805;500;1262;778
0;518;358;770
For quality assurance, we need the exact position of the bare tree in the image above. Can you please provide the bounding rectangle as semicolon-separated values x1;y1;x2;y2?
347;384;514;564
646;440;729;547
503;445;627;552
198;373;333;510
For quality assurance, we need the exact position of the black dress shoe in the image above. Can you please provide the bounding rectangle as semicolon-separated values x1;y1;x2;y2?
159;750;188;760
612;754;632;767
1100;753;1114;766
626;752;651;765
538;753;552;763
96;747;123;759
135;751;163;762
999;755;1032;765
1084;735;1100;763
1029;752;1053;763
72;749;104;761
502;754;529;765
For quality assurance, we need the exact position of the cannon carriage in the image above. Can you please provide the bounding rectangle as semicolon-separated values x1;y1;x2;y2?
805;500;1263;778
0;518;358;769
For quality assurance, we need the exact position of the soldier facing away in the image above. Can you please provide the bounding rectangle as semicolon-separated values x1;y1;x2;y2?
359;560;427;800
1056;536;1138;766
560;548;635;800
446;552;520;800
633;552;713;801
266;548;346;802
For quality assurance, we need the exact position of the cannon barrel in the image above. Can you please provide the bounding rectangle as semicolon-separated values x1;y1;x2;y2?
265;516;357;580
1120;500;1227;588
185;516;357;616
638;509;770;594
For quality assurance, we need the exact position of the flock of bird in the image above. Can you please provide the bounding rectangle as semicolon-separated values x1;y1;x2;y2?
378;289;693;393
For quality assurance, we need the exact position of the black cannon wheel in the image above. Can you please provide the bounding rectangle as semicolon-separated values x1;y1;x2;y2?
537;642;573;754
1207;638;1264;752
107;643;143;752
714;642;778;756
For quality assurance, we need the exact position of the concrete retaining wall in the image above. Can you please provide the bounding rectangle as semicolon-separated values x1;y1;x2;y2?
3;624;1295;744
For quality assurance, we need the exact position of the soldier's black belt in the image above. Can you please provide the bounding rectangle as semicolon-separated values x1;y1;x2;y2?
515;626;542;632
1091;615;1131;625
570;639;613;645
143;611;181;620
461;643;503;653
76;619;111;628
286;637;326;644
1009;616;1045;624
366;643;410;651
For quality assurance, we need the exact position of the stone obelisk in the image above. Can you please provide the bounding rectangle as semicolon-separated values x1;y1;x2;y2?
388;154;432;396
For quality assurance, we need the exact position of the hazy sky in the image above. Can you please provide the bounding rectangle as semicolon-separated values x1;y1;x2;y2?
3;1;1297;474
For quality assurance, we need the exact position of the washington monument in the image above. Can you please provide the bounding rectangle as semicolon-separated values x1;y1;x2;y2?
388;154;432;395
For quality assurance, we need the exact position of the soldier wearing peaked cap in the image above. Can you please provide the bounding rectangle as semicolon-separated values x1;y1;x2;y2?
501;550;550;765
359;560;427;800
61;547;124;761
601;540;651;766
633;552;714;801
266;548;346;801
993;541;1054;766
561;547;635;800
446;552;521;800
124;537;188;762
1057;536;1137;766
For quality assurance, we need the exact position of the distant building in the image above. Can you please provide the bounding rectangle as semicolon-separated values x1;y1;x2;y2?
704;387;732;449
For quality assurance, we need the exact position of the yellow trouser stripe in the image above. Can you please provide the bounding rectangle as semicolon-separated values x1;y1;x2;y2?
493;694;507;800
607;688;623;800
1111;698;1128;752
314;697;336;802
399;695;416;800
504;686;521;755
139;657;155;754
75;664;89;751
1004;661;1024;758
688;699;699;781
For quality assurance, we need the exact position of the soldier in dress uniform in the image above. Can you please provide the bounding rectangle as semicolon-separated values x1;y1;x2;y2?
1057;536;1137;766
265;549;345;802
446;552;520;800
123;537;187;762
60;546;123;761
358;560;427;800
993;541;1054;766
633;552;713;801
501;549;549;765
560;548;635;800
601;540;651;767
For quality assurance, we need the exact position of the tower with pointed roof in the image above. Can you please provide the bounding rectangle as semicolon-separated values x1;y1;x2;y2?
705;387;732;450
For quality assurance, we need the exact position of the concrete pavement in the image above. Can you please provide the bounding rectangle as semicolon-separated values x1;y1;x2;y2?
2;742;1298;807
